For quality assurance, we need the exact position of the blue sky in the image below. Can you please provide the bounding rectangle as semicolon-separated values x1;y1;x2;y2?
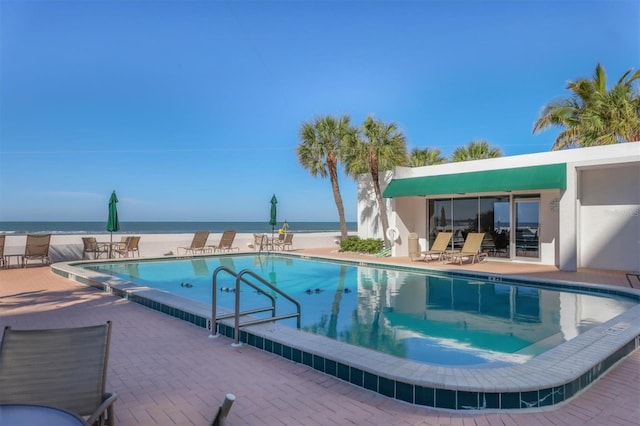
1;0;637;222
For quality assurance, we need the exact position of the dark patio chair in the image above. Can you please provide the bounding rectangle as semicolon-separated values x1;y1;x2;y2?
0;322;118;426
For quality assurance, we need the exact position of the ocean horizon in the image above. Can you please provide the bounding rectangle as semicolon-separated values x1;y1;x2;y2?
0;221;357;235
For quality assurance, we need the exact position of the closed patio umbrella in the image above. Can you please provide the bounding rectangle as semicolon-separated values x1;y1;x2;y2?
269;194;277;240
107;190;120;246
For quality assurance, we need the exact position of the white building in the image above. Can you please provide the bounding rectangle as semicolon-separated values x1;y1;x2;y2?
357;143;640;272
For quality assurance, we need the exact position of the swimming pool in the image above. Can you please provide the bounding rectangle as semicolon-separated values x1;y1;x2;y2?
81;254;635;368
54;253;640;410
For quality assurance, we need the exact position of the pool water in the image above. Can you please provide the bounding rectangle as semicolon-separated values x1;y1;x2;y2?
85;254;636;367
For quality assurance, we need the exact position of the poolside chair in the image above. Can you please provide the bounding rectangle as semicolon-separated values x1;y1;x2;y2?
0;234;5;269
211;393;235;426
128;236;141;257
22;233;51;267
420;232;452;261
112;236;130;258
82;237;109;259
253;233;268;251
447;232;488;265
273;233;294;251
209;230;239;253
105;235;127;259
178;231;211;255
492;231;510;257
0;321;118;426
113;236;140;258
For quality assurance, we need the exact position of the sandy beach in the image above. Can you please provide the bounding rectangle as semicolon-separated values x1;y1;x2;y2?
2;232;347;263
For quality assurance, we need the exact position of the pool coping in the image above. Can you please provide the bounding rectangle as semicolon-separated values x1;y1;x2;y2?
52;253;640;411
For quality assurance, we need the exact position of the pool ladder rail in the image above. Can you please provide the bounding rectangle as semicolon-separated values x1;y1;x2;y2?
209;266;301;346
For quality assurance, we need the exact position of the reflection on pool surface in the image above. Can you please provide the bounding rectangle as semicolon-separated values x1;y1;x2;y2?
84;254;636;367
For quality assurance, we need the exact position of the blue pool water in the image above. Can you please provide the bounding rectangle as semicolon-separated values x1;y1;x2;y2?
84;254;637;367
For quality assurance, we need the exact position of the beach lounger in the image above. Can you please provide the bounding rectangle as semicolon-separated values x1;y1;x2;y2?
178;231;211;255
420;232;452;261
447;232;488;265
209;230;239;253
0;321;118;426
22;234;51;267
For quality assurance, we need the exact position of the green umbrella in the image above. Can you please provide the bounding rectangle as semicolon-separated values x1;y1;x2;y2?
107;190;120;245
269;194;278;240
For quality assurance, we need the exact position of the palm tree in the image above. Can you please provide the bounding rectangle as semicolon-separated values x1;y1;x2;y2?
409;147;447;166
343;115;408;248
452;140;502;162
533;63;640;150
297;115;355;240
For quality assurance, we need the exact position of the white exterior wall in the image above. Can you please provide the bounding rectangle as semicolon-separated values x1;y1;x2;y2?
558;169;578;271
539;190;560;265
356;172;393;240
357;143;640;272
357;174;380;239
578;164;640;271
390;196;426;257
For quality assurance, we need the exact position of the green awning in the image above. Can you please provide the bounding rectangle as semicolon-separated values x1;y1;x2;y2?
383;163;566;198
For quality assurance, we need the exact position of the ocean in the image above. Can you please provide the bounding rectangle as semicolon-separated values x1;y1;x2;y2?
0;221;357;235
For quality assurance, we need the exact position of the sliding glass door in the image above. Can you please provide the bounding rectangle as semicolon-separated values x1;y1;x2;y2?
428;199;452;248
428;196;511;258
482;197;510;258
452;198;477;250
514;197;540;259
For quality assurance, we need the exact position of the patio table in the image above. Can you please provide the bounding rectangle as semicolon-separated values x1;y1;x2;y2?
0;404;88;426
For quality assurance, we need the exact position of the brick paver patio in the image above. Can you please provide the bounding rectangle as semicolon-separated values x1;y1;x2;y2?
1;253;638;425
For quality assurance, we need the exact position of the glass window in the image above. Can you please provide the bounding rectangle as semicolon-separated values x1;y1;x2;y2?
427;196;541;260
452;198;477;249
515;197;540;258
428;199;452;247
480;196;510;258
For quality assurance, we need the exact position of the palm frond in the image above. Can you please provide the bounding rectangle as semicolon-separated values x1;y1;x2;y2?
536;63;640;149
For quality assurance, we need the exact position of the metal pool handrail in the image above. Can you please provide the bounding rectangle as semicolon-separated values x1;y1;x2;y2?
210;266;301;345
211;266;276;335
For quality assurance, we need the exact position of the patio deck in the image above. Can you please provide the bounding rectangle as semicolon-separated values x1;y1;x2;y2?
1;250;638;425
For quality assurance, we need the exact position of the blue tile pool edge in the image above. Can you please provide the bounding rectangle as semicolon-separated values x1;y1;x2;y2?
52;256;640;412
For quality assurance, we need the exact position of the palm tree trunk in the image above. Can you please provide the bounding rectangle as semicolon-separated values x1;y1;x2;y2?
328;162;349;240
